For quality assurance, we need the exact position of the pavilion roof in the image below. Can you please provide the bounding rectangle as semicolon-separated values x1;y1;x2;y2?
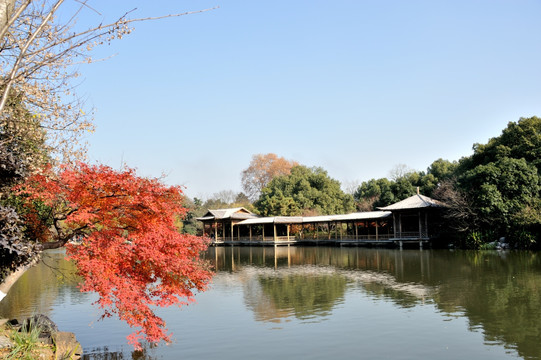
236;211;391;226
196;207;258;221
239;216;304;225
377;194;445;211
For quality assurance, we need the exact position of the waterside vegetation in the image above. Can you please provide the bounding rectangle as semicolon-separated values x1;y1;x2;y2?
183;117;541;250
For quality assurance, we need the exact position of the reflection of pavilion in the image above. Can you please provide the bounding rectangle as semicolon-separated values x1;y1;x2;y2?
198;193;444;248
210;247;434;324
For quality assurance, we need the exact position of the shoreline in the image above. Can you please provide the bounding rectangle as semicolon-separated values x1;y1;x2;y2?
0;254;41;302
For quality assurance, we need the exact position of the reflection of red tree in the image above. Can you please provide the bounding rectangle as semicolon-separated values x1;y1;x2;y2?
17;163;212;349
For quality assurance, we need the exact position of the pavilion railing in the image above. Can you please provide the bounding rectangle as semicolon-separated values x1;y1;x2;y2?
393;231;429;239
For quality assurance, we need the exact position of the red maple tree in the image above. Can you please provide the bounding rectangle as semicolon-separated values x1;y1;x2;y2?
15;163;212;348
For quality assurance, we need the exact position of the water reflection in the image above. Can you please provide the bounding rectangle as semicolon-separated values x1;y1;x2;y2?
1;247;541;359
240;267;348;323
207;246;541;359
0;248;83;318
82;346;156;360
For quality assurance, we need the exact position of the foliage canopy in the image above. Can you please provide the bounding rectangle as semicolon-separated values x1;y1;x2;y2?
15;163;212;348
241;153;298;202
255;165;355;216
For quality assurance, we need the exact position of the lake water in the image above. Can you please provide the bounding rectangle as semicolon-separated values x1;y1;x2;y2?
1;246;540;359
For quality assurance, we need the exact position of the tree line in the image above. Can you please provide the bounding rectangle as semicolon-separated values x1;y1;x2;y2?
184;117;540;250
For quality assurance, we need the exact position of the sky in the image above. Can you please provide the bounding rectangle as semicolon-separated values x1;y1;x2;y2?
72;0;541;200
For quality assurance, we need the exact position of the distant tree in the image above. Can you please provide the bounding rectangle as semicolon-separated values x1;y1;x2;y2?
427;158;458;182
201;190;254;210
459;157;539;232
178;196;202;235
255;165;355;216
354;159;458;211
15;163;212;349
353;178;395;210
235;192;251;205
459;116;541;174
211;190;237;204
448;117;541;247
390;172;418;200
341;179;360;196
433;178;480;245
241;153;298;201
388;163;414;181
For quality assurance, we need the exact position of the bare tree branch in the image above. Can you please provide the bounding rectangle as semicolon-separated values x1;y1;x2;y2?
0;1;217;165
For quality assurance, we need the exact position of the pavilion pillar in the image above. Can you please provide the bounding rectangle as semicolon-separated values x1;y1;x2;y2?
214;221;218;241
328;222;331;240
392;214;396;239
249;225;252;242
262;225;265;242
424;212;428;238
355;222;358;240
287;224;290;241
273;223;277;242
418;210;422;239
367;220;370;239
398;214;402;238
231;221;234;241
376;220;379;240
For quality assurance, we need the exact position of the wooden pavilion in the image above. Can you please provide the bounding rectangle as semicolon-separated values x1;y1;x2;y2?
377;190;445;248
197;192;444;248
198;210;394;246
197;207;259;244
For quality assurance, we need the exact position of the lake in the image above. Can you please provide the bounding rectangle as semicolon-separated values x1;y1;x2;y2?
1;246;540;359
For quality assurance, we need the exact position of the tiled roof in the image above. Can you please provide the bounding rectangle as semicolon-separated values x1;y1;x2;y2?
377;194;445;211
237;211;391;226
196;207;258;221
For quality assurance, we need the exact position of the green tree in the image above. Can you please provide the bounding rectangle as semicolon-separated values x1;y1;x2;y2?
353;178;395;210
255;165;355;216
459;157;539;232
427;158;458;182
446;117;541;247
0;96;50;276
459;116;541;174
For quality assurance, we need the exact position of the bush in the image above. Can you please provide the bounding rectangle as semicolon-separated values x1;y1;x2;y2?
0;205;37;282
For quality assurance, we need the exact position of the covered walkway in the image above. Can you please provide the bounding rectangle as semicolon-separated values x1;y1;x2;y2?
197;193;445;248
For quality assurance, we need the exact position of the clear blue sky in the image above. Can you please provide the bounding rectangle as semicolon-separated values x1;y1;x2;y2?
76;0;541;199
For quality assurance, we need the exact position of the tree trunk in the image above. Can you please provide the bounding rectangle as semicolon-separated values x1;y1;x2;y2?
0;0;15;26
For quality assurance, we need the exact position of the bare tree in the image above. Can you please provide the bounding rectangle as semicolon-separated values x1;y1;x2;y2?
433;178;478;233
341;179;359;196
0;0;214;164
241;153;298;202
388;163;414;181
211;190;237;205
